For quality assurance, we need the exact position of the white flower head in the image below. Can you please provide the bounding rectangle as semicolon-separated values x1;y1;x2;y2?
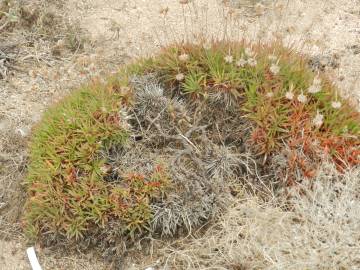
245;47;255;57
270;63;280;75
308;74;322;94
331;101;342;109
308;84;321;94
236;58;247;67
247;58;257;67
285;91;294;100
286;83;295;100
268;54;277;62
297;92;307;103
176;73;185;81
224;55;233;63
178;53;189;62
313;110;324;128
266;92;274;98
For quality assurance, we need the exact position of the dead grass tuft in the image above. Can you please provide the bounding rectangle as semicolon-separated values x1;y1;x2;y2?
154;163;360;270
0;0;87;80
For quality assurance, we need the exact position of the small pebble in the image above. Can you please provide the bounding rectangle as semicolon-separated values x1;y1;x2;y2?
15;127;30;137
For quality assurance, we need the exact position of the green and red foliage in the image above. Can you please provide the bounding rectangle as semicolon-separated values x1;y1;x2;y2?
24;78;169;241
136;41;359;180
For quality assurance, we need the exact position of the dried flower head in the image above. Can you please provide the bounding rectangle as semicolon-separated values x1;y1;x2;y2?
331;101;342;109
224;55;233;64
308;75;322;94
308;84;321;94
270;63;280;75
245;47;255;57
313;110;324;128
297;92;307;103
236;58;247;67
178;53;189;62
247;58;257;67
176;73;185;81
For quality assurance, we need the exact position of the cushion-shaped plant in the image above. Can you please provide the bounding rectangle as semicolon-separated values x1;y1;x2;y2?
24;41;360;254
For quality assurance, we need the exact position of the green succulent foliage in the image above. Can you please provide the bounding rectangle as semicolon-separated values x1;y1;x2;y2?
25;79;169;241
182;70;206;95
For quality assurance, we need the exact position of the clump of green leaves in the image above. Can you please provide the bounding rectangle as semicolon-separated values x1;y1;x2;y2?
138;41;359;171
24;78;169;241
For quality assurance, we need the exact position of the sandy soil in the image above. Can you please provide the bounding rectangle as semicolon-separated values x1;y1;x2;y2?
1;0;360;269
0;240;109;270
68;0;360;102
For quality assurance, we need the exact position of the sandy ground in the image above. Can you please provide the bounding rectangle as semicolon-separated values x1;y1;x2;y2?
68;0;360;102
1;0;360;269
0;240;109;270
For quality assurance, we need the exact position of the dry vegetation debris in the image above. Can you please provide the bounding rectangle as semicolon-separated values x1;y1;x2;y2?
153;163;360;270
0;0;86;74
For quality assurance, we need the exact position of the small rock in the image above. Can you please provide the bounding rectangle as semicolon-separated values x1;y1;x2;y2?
15;127;30;137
